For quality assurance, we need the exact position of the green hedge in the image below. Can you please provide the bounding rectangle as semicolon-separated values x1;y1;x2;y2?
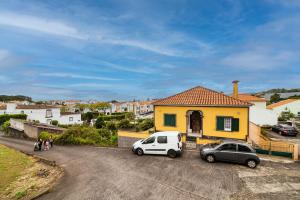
0;114;27;125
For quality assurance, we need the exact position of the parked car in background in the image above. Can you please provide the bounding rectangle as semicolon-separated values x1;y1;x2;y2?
271;124;298;136
132;131;182;158
200;142;260;168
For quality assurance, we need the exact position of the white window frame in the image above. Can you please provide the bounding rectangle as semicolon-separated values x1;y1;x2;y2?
69;117;73;122
224;118;232;131
46;109;53;118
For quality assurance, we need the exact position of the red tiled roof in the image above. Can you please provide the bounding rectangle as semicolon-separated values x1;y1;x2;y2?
16;105;60;109
152;86;251;107
267;99;298;109
0;105;6;110
237;94;267;102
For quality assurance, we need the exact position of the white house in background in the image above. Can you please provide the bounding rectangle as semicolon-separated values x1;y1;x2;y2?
0;103;82;125
237;94;277;126
267;99;300;117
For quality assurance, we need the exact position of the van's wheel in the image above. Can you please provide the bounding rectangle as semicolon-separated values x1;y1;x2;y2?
136;148;144;156
246;159;257;168
167;149;177;158
206;155;215;163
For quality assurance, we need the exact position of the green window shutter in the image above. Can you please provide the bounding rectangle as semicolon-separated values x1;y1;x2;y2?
216;117;224;131
232;118;239;132
164;114;176;127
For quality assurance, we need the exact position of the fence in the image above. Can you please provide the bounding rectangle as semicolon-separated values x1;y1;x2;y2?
248;122;298;160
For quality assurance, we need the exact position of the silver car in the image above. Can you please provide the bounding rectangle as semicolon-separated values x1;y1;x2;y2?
200;142;260;168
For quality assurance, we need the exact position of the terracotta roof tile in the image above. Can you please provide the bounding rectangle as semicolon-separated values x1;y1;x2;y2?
267;99;298;109
0;105;7;110
237;94;267;102
152;86;251;107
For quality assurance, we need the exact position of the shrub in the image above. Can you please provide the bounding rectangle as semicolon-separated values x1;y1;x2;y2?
1;120;10;135
106;121;117;134
125;112;135;120
95;117;105;129
136;118;154;131
51;120;58;126
117;119;133;129
0;114;27;125
39;131;51;140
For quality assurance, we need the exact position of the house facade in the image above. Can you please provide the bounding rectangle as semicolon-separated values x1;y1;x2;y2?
238;94;277;126
0;103;82;125
267;99;300;117
153;83;250;141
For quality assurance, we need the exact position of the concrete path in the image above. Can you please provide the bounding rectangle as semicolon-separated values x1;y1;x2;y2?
1;136;300;200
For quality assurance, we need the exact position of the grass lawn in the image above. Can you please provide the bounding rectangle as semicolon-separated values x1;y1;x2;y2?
0;144;33;192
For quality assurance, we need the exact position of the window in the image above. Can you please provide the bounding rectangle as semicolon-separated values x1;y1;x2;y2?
218;143;237;151
216;117;239;132
164;114;176;127
143;137;155;144
69;117;73;122
46;109;53;118
238;145;252;152
21;111;24;114
298;112;300;117
157;136;167;144
224;118;232;131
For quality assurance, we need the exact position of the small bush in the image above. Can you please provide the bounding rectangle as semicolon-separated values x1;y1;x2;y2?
136;118;154;131
1;120;10;135
118;119;133;129
95;117;105;129
106;121;117;134
51;120;58;126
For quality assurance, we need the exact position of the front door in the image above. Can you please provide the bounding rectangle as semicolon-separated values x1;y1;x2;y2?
190;111;201;133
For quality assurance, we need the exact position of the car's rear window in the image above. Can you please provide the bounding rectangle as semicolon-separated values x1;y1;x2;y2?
238;144;252;152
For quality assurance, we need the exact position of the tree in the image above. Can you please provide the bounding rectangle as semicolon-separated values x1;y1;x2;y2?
95;117;105;129
270;93;281;103
90;102;111;113
75;104;89;112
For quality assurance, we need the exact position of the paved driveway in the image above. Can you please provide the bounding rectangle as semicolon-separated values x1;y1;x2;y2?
1;136;300;200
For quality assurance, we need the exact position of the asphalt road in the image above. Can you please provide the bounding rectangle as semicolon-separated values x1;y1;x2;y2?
1;136;300;200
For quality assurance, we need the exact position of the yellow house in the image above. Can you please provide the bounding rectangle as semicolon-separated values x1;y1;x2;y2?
153;81;251;141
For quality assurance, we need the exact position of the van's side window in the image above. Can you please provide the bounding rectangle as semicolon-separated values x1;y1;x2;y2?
143;137;155;144
157;136;167;144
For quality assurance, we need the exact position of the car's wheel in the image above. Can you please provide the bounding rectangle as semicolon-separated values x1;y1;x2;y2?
206;155;215;163
246;159;257;169
136;148;144;156
167;149;177;158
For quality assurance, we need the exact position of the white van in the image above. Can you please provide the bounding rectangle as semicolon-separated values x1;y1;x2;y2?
132;131;182;158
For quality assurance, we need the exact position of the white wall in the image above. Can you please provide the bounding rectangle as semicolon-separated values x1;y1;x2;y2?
248;100;277;126
271;100;300;117
59;114;82;125
249;107;277;126
19;108;61;124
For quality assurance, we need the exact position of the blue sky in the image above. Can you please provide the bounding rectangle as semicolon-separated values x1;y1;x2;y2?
0;0;300;101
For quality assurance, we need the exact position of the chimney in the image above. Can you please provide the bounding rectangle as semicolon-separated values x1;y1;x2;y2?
232;80;239;99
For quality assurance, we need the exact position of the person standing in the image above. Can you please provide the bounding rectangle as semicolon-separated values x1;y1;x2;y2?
49;136;53;148
38;139;43;151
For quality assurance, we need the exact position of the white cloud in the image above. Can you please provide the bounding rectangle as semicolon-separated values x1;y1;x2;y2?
221;49;297;70
0;12;87;39
40;72;121;81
